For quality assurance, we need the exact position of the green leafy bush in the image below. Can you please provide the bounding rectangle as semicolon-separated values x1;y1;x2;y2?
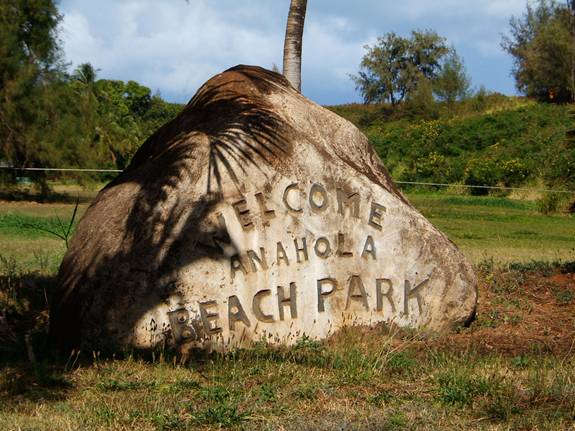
500;159;531;186
464;158;500;195
414;152;450;183
334;98;571;192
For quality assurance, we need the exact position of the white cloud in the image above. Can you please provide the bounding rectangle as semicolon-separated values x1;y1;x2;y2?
61;11;101;65
61;0;284;101
484;0;527;18
59;0;525;103
380;0;525;21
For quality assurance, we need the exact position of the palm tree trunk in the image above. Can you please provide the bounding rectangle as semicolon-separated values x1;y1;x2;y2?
282;0;308;92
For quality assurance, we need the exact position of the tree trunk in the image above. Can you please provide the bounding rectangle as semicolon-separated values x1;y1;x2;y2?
283;0;307;92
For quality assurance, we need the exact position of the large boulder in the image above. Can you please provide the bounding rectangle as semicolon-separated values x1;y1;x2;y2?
50;65;477;353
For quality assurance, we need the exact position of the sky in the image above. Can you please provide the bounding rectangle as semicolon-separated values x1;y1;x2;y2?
58;0;528;105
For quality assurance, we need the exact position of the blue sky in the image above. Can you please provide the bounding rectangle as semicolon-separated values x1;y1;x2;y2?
59;0;527;105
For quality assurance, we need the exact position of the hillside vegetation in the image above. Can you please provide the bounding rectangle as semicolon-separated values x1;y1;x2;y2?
330;96;574;195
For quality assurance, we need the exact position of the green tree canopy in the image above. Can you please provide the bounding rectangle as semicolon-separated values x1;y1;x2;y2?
68;64;181;170
433;50;471;105
501;0;575;102
0;0;68;191
0;0;182;194
352;30;450;105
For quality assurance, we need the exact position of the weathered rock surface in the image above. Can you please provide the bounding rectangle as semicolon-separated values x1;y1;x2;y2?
50;65;477;353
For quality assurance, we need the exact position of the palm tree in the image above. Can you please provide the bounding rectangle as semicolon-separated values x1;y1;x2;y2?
282;0;308;92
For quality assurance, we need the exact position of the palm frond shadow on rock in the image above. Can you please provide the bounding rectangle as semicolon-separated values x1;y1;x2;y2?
51;66;298;352
189;84;294;193
114;68;297;278
126;67;295;195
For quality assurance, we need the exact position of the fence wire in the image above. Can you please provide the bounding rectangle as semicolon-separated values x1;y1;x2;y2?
1;166;574;194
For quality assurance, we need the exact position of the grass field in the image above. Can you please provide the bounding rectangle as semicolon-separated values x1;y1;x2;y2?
1;261;575;430
1;191;572;272
1;191;574;430
409;193;575;263
0;201;86;273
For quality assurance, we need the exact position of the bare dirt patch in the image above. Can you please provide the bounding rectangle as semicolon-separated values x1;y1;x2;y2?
429;265;575;356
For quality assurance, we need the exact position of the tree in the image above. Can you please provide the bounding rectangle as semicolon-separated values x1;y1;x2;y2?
283;0;307;92
70;66;156;170
352;30;450;105
71;62;98;89
0;0;64;144
433;50;471;105
502;0;575;102
0;0;67;192
406;76;438;118
0;1;185;194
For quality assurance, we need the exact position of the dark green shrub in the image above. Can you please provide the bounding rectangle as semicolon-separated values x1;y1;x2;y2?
413;152;451;183
464;158;500;195
354;100;570;191
500;159;531;186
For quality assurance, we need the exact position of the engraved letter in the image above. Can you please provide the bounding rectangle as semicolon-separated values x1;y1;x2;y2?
255;192;276;222
336;189;360;218
368;202;386;231
376;279;395;312
232;198;253;230
346;275;369;310
336;232;353;257
314;237;332;259
294;237;309;263
276;241;290;267
317;278;337;312
228;295;251;331
403;278;429;316
253;289;274;322
230;255;248;279
309;183;329;212
277;283;298;320
247;247;268;272
361;235;377;260
198;300;222;335
283;183;303;213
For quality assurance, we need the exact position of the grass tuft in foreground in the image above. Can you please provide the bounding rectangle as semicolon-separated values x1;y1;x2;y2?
1;259;575;429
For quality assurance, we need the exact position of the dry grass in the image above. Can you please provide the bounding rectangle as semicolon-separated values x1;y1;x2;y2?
1;196;574;429
1;261;575;430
